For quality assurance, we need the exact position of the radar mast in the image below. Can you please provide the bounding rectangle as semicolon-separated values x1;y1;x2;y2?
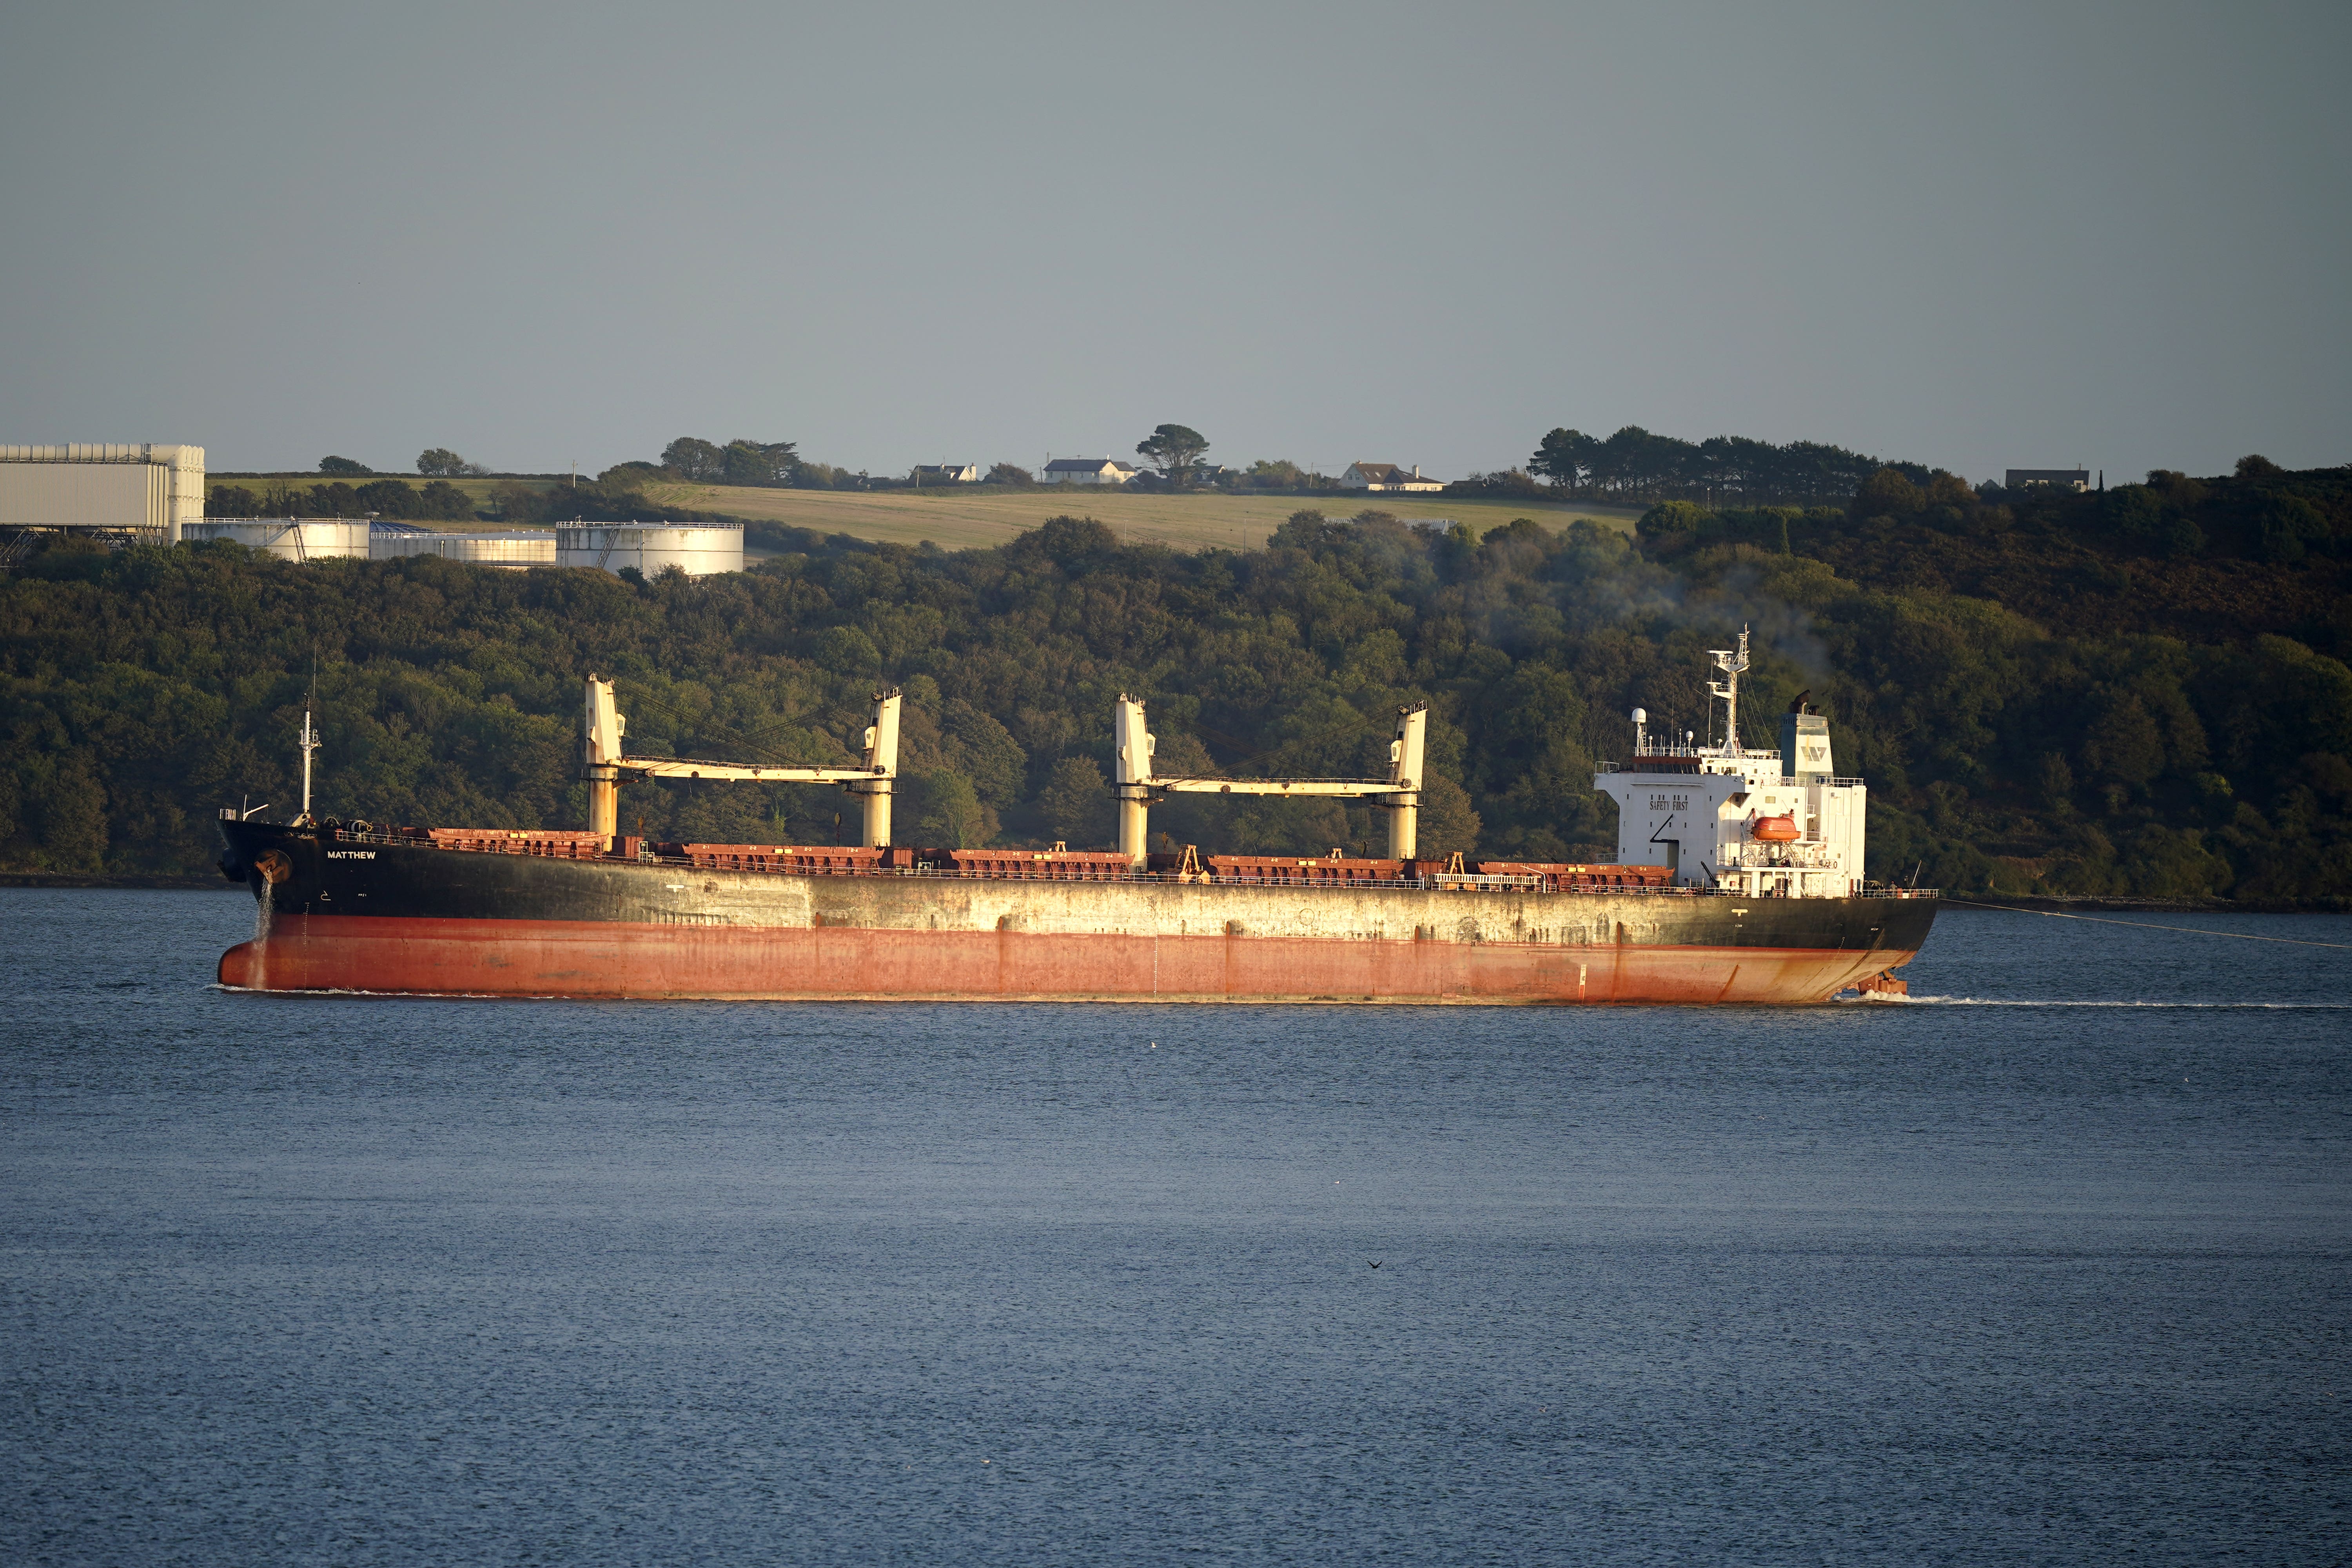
1708;627;1751;757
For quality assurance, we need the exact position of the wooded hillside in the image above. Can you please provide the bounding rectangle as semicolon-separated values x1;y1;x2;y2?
4;466;2347;903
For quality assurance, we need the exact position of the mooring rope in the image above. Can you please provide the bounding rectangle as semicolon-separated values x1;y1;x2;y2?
1945;898;2352;951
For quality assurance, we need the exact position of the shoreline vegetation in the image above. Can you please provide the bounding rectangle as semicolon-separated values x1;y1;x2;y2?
7;441;2341;908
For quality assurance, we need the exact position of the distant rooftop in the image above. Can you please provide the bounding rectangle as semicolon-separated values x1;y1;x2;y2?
2005;468;2090;490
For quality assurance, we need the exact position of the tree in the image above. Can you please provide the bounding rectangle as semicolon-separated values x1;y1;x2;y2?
986;463;1033;486
2256;494;2327;563
1136;424;1209;486
1532;425;1891;504
354;479;424;519
1530;428;1597;491
907;768;991;848
417;480;475;520
1237;458;1343;489
319;456;372;475
305;482;363;516
416;448;474;476
938;700;1028;808
721;440;799;487
2103;485;2203;557
1037;757;1113;848
205;484;262;518
1022;515;1118;565
1416;772;1484;856
1850;466;1924;519
661;437;725;482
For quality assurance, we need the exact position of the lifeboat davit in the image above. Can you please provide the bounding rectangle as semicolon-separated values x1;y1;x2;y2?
1750;814;1801;842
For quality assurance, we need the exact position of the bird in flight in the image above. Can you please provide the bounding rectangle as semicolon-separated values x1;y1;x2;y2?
1367;1260;1381;1269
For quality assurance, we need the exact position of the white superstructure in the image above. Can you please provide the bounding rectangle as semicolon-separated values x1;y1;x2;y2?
0;444;206;543
1592;629;1869;898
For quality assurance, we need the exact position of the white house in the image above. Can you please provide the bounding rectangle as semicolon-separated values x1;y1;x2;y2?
912;463;980;485
1041;457;1138;485
1339;462;1443;492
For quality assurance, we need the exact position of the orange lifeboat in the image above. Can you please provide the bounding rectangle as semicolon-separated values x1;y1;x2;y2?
1750;814;1801;842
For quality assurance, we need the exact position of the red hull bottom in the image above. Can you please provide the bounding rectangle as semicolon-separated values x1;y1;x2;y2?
220;915;1916;1005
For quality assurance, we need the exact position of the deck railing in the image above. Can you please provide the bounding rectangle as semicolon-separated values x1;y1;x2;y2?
269;823;1938;898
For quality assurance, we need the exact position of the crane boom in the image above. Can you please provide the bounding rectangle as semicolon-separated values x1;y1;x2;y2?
1111;695;1428;864
583;676;902;846
618;759;887;783
1146;778;1402;797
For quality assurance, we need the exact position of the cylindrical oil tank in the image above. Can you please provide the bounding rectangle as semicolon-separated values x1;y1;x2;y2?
183;519;372;560
370;528;557;568
555;523;742;577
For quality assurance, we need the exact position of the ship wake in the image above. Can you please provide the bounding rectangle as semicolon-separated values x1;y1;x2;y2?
1846;995;2351;1009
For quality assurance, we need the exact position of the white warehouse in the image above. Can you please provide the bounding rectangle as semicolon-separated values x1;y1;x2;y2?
0;444;207;542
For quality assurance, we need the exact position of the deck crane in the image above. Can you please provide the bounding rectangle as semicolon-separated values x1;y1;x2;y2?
1112;695;1428;867
583;675;902;847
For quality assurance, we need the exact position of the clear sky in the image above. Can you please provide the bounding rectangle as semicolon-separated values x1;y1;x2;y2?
2;1;2345;485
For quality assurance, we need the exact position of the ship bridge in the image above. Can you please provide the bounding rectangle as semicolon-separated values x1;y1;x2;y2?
1592;630;1868;898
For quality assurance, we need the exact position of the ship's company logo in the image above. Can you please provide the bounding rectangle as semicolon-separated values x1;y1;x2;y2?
326;850;376;859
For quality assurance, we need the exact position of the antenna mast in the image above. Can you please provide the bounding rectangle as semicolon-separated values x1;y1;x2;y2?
1708;626;1751;757
296;704;320;824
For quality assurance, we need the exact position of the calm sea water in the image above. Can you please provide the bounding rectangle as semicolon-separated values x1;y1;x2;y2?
2;889;2346;1566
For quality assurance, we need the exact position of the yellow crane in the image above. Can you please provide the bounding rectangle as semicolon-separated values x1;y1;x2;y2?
582;675;902;846
1112;695;1427;865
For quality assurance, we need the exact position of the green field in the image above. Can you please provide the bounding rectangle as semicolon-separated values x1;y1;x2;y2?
637;483;1641;553
210;474;1642;553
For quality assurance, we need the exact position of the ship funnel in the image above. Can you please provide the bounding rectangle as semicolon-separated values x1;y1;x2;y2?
1780;704;1833;780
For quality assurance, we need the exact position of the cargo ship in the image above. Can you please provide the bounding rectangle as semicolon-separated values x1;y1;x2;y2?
215;633;1936;1002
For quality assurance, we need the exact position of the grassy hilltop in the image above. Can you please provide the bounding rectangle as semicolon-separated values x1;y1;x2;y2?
635;483;1639;554
6;457;2350;903
206;470;1639;553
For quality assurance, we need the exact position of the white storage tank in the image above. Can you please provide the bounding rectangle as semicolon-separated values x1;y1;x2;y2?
0;444;206;542
557;522;742;576
371;528;557;568
183;519;372;560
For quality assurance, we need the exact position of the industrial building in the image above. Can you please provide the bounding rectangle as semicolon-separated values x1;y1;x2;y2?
183;519;372;560
556;522;743;576
369;528;558;568
189;519;739;576
1;452;744;578
0;444;207;543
